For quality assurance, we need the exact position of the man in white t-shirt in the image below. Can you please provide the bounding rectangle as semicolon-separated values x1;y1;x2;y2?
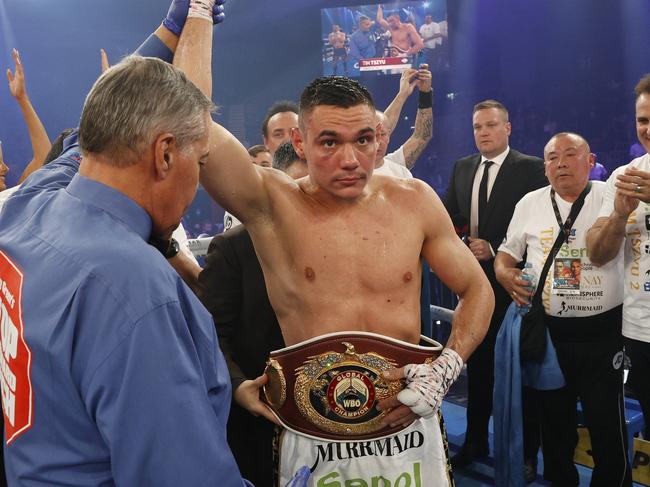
418;16;442;69
587;73;650;439
374;65;433;177
496;132;630;486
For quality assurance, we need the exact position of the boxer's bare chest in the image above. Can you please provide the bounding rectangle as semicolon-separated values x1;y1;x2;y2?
390;27;411;46
252;188;424;343
330;32;345;46
275;198;422;301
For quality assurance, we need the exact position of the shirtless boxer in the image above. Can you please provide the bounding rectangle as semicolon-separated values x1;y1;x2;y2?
328;24;348;76
175;15;493;486
376;5;424;58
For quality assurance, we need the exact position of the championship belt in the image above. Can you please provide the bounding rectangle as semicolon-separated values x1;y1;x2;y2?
262;331;442;441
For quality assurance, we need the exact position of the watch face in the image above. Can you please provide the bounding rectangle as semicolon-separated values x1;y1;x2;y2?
167;238;180;258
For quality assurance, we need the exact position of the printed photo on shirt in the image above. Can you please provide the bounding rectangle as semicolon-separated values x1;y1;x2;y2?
552;258;581;295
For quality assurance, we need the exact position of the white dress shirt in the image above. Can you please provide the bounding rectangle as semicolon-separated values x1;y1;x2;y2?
469;146;510;239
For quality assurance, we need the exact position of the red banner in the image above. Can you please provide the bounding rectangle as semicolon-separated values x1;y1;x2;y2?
0;250;33;444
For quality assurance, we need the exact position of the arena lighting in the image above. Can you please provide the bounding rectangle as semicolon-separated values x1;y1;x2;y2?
422;2;431;7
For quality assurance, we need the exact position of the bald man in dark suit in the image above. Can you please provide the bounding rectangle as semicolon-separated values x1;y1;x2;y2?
444;100;547;471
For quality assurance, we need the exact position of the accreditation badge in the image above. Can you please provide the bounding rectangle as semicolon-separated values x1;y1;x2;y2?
552;257;582;295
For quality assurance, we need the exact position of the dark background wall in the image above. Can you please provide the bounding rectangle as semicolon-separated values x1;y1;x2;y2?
1;0;649;234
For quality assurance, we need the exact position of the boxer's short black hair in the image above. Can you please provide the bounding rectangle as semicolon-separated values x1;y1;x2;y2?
299;76;375;125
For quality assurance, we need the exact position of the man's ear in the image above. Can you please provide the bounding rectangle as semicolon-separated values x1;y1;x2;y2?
291;127;305;159
588;152;596;168
153;133;176;180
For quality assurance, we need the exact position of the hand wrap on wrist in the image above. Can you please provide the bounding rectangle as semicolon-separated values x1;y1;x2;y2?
163;0;226;36
418;89;433;109
188;0;216;22
396;347;463;418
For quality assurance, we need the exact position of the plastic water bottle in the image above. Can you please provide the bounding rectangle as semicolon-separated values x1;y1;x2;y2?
518;262;537;315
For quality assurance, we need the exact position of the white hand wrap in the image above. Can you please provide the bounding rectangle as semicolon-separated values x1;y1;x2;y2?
396;348;463;418
188;0;216;22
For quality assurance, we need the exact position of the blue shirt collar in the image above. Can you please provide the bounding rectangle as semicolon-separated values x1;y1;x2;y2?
66;174;152;241
62;130;80;153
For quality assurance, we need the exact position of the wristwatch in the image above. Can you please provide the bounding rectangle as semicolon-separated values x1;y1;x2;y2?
149;236;180;259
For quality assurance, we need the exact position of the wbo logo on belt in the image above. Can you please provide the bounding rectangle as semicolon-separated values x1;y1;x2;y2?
293;342;402;436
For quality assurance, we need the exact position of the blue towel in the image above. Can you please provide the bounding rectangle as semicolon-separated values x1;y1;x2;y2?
493;303;565;487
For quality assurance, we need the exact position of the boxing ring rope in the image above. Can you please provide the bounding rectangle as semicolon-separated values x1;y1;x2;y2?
430;305;454;324
187;237;212;257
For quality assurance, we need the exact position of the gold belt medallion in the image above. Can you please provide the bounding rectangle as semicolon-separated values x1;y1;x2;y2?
293;342;403;436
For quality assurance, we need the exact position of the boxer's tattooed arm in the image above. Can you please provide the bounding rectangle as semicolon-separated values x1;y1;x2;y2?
396;348;463;418
402;109;433;169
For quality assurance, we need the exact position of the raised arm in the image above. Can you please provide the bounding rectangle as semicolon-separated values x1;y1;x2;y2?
376;5;389;30
131;0;225;64
399;65;432;169
7;49;52;183
173;12;271;225
382;68;417;135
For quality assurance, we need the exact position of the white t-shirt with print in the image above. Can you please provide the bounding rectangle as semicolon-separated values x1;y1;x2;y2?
499;182;623;317
598;153;650;341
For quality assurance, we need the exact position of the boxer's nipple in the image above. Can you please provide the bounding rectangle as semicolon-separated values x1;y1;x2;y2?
305;266;316;281
403;271;413;283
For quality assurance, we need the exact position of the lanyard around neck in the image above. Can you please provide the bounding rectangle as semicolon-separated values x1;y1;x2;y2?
549;182;592;240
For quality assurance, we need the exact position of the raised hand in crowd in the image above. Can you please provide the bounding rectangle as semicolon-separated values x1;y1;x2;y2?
6;48;51;183
100;48;110;73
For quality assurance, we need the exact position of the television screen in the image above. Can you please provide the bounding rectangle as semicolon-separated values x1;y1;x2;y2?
321;1;448;77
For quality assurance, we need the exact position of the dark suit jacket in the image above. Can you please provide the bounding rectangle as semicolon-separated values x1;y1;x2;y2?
443;149;547;319
197;225;284;487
